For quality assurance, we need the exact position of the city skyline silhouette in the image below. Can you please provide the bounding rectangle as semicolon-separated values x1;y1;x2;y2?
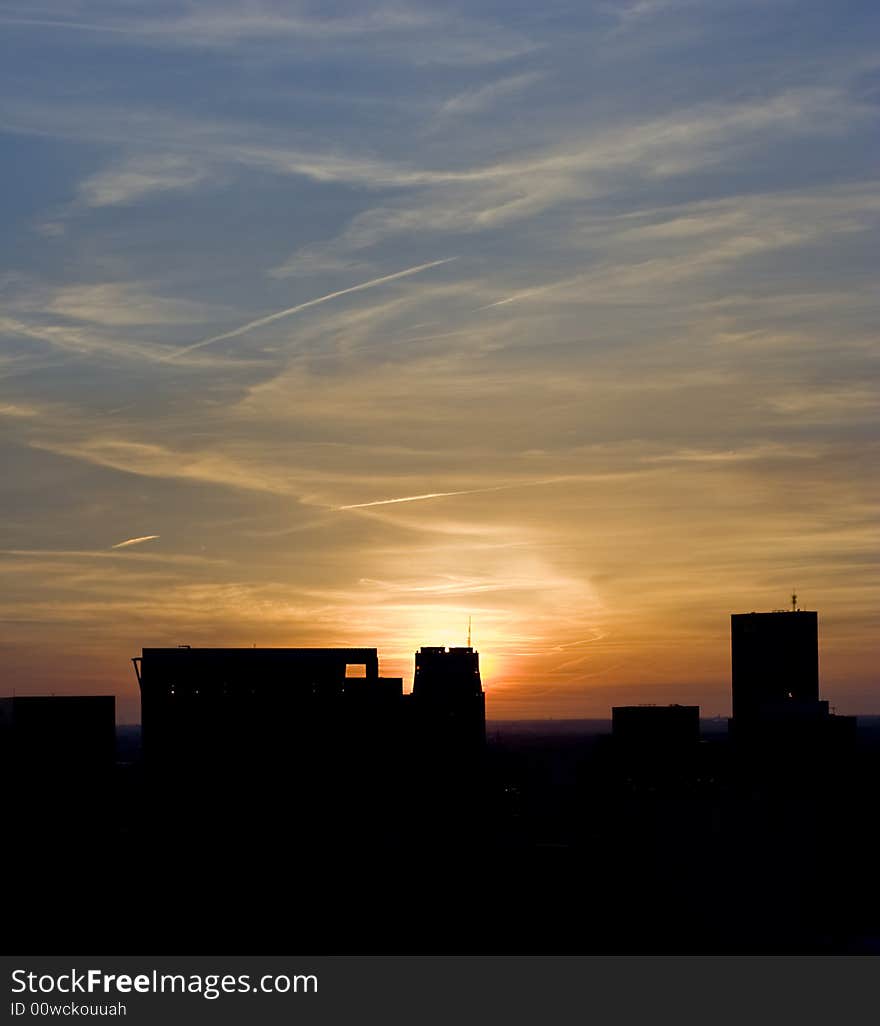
6;602;880;955
2;0;878;968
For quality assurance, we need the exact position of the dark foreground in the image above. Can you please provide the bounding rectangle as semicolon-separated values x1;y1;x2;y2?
9;720;880;954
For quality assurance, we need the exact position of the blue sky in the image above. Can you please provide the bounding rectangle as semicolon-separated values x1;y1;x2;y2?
1;1;878;720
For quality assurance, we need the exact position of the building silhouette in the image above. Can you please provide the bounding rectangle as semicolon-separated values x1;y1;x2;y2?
132;646;410;847
132;643;488;848
729;608;856;747
7;605;879;954
407;645;487;830
602;704;705;820
731;609;819;723
412;645;486;752
611;704;700;749
724;605;859;944
134;645;386;766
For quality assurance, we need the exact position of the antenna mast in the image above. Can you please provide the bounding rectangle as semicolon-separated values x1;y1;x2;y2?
791;590;798;612
467;615;472;648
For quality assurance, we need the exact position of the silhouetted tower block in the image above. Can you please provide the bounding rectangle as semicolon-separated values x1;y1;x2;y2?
729;607;856;799
408;646;486;836
412;645;486;752
731;611;819;724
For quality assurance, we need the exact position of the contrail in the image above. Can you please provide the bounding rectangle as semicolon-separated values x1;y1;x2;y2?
476;274;581;311
167;258;456;360
111;535;160;549
336;476;573;511
337;489;483;510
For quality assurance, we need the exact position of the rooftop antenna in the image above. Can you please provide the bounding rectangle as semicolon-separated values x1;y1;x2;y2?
467;615;472;648
791;590;798;612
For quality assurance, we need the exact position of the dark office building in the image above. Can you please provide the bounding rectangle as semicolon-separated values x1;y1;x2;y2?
729;607;856;763
731;610;819;722
605;704;704;795
133;646;412;807
730;607;856;735
612;704;700;749
412;646;486;752
134;646;385;764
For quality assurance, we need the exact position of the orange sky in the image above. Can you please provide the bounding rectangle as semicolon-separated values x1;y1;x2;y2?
1;3;877;723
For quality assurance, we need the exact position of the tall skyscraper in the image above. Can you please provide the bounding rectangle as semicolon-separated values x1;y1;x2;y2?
729;607;856;761
408;646;486;831
730;610;819;723
412;646;486;752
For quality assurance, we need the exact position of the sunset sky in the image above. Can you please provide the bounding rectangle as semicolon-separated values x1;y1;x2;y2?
1;1;877;722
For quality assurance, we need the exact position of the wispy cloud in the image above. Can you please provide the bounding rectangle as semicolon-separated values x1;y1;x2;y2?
0;401;39;418
4;81;863;240
47;283;212;327
0;314;169;363
0;3;535;66
436;72;544;118
28;437;307;496
2;0;878;713
1;548;221;567
77;154;209;208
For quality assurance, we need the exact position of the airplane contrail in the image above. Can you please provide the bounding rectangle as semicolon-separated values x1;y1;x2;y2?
111;535;160;549
166;258;456;360
477;277;575;310
336;477;574;511
336;489;483;510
